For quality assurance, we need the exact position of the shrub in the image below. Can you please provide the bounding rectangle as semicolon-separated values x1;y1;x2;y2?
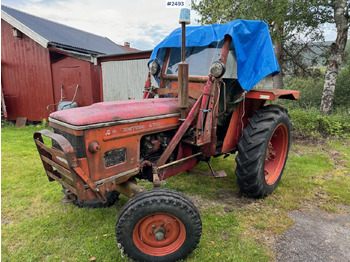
289;107;350;137
283;66;350;110
283;76;324;109
334;66;350;109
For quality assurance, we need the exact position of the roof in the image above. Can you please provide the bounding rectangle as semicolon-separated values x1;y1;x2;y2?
121;44;140;52
98;50;152;62
121;45;140;52
1;5;126;56
150;20;280;91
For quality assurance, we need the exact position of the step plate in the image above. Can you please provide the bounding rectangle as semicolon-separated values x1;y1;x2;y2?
213;170;228;178
188;170;227;178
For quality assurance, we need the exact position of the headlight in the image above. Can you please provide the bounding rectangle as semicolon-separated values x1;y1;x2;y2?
148;60;160;75
210;61;226;78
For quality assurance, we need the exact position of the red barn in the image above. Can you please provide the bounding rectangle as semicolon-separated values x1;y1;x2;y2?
1;5;127;121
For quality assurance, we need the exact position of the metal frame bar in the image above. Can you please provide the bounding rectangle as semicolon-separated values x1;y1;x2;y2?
156;95;203;167
157;152;202;170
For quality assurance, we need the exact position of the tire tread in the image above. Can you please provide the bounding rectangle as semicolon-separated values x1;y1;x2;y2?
235;105;291;198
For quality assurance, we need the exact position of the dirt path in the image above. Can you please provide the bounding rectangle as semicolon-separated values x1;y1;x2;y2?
275;206;350;262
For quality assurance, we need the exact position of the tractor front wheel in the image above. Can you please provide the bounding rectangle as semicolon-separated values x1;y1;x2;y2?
235;105;291;198
116;189;202;262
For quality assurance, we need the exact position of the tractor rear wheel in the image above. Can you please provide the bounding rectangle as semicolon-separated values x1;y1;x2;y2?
116;189;202;262
235;105;291;198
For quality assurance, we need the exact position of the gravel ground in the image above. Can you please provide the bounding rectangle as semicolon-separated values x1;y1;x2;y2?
275;206;350;262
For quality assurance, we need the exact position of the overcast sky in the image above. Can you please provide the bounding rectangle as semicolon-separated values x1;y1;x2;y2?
1;0;337;51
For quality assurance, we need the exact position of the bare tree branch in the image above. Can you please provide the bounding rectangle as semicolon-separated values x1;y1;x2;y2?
283;47;309;75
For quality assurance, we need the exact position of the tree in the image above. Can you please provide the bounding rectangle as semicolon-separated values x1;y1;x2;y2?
320;0;350;114
191;0;330;88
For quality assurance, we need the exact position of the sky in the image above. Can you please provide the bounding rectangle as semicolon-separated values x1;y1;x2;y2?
1;0;201;50
1;0;337;51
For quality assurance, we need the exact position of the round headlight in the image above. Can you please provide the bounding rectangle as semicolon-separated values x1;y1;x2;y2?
148;60;160;75
210;61;226;78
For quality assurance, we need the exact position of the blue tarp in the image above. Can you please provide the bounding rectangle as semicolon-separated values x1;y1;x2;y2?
149;20;280;91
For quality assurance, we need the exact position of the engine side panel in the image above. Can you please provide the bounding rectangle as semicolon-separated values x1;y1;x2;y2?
82;116;180;183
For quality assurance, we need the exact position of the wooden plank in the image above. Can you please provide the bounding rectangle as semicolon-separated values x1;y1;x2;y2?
15;117;27;128
1;84;8;118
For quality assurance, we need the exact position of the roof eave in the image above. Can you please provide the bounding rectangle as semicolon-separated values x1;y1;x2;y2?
1;9;49;48
98;50;152;58
48;42;103;56
48;46;92;62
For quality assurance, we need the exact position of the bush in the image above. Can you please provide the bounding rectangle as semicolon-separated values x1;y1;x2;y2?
334;66;350;109
289;107;350;137
283;66;350;110
283;76;324;109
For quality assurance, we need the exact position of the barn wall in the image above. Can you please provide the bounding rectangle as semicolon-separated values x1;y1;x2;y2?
51;56;101;109
90;63;101;103
101;58;151;101
1;19;54;121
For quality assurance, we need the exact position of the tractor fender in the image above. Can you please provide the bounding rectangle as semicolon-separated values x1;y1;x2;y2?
245;89;299;101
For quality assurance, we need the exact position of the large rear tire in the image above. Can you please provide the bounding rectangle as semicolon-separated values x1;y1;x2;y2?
235;105;291;198
116;189;202;262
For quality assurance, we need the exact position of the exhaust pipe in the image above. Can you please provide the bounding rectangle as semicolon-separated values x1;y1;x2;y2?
178;8;190;120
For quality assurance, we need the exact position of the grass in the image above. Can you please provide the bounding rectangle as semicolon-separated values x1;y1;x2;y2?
2;125;350;261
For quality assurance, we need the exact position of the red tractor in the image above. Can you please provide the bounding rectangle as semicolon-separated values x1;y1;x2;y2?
34;10;299;262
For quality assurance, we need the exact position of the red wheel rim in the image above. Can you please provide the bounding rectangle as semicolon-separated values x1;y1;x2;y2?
264;123;289;185
132;213;186;256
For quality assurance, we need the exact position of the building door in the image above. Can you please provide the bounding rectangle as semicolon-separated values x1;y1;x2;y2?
53;66;81;107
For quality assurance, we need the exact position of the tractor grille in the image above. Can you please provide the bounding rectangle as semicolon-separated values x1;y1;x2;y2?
104;148;126;167
52;128;86;158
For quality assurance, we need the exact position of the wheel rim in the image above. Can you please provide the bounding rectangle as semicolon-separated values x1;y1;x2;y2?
264;123;289;185
132;213;186;256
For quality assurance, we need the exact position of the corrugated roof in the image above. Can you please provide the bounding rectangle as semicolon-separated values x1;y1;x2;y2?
1;5;126;55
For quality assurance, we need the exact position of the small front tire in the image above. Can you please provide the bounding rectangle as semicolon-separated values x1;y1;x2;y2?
116;189;202;262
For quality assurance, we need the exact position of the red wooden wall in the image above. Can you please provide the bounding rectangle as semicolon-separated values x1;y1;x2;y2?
1;20;54;121
1;19;102;121
51;57;101;110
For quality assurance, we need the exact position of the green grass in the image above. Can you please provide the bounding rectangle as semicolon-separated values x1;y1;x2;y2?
2;125;350;261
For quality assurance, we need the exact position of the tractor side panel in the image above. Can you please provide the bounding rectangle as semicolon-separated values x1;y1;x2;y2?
221;98;265;153
221;103;243;153
83;116;180;183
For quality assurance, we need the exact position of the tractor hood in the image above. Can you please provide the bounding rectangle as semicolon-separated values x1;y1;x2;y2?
49;98;195;130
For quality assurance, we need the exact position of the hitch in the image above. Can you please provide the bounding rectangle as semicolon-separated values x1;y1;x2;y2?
152;166;161;188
